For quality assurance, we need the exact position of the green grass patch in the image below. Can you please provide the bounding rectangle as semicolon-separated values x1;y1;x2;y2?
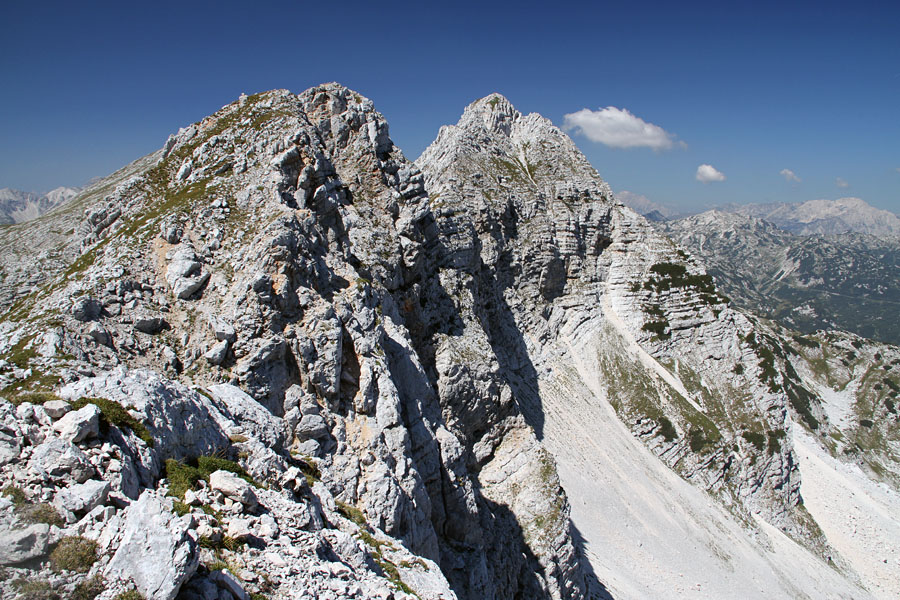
11;578;60;600
72;575;105;600
50;536;98;573
164;455;255;499
2;484;27;506
70;397;154;447
336;500;367;527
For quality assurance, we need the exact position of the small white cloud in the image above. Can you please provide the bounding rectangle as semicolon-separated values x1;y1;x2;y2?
696;164;726;183
780;168;801;183
836;177;849;188
563;106;680;150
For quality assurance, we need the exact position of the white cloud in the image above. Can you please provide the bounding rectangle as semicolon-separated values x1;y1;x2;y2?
696;164;726;183
836;177;849;188
780;168;801;182
563;106;680;150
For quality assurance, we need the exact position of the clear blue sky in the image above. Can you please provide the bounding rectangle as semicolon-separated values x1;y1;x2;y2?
1;0;898;213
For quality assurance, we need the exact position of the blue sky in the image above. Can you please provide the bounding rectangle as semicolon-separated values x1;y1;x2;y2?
1;0;898;213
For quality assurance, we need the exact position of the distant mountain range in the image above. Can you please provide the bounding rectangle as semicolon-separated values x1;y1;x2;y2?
662;210;900;344
620;195;900;239
0;186;79;224
725;197;900;237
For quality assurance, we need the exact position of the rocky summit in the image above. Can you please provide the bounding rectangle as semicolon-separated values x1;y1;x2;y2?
0;84;898;600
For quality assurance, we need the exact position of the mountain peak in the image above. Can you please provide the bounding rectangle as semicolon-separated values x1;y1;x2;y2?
459;93;521;136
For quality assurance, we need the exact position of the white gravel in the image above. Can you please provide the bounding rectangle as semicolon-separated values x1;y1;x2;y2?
793;428;900;600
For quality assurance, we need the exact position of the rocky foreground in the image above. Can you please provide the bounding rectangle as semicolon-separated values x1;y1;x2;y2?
0;84;898;599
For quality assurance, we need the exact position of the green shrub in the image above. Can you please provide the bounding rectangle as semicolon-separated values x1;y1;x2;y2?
196;456;251;482
741;431;766;452
336;500;367;527
860;419;874;428
70;397;154;447
50;536;99;573
10;578;60;600
22;503;64;527
2;485;27;507
72;575;106;600
688;428;711;452
164;459;203;499
767;429;786;454
165;454;256;500
657;417;677;442
112;591;144;600
642;320;670;339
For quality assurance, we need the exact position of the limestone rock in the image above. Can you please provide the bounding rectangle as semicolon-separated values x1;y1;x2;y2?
72;296;102;321
54;478;110;515
204;340;229;365
0;524;50;565
105;491;199;600
135;314;169;334
28;437;95;482
295;414;328;440
43;399;72;419
209;470;258;509
0;423;21;465
53;402;101;443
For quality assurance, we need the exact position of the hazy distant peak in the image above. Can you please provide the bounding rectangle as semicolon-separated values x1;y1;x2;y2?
0;186;79;224
725;197;900;238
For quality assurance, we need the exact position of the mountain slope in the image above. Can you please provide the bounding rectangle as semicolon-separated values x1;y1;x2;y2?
416;94;882;597
663;210;900;344
0;85;895;599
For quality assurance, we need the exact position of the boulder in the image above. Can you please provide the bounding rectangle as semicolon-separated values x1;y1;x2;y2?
0;524;50;565
171;272;209;300
0;423;21;466
60;369;231;469
207;384;290;449
225;517;253;541
88;322;112;346
209;316;236;342
204;340;229;366
28;437;94;482
296;414;329;439
135;315;169;334
105;491;198;600
208;470;257;509
54;479;110;515
72;297;102;321
43;399;72;419
53;403;101;443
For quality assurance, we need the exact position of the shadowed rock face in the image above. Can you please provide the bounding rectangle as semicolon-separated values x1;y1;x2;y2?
0;84;890;600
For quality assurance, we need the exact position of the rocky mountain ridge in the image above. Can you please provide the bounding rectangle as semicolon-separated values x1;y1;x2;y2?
0;84;896;600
